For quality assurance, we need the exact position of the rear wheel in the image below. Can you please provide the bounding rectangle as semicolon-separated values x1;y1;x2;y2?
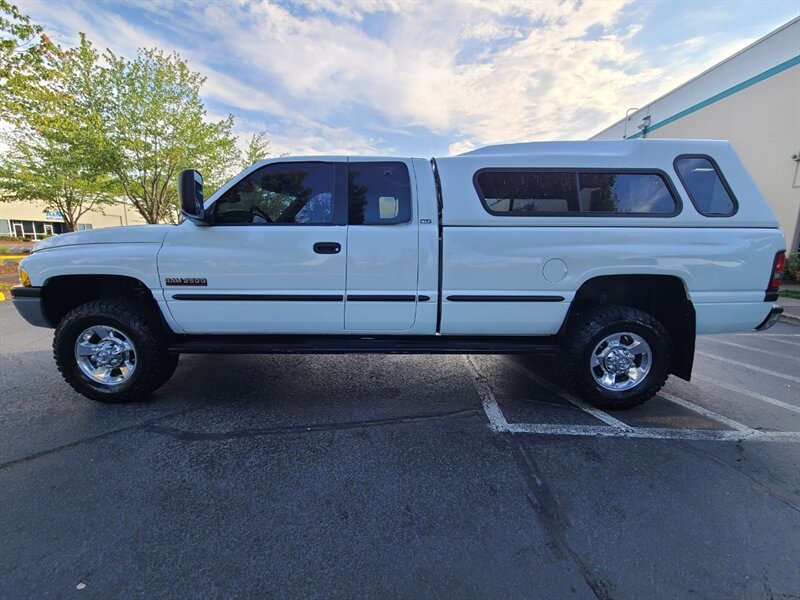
562;305;671;409
53;298;177;403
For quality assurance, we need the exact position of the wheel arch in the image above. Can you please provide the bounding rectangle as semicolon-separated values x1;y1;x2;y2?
563;274;695;380
41;274;168;331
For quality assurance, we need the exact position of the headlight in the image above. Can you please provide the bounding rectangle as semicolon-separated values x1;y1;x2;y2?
18;267;31;287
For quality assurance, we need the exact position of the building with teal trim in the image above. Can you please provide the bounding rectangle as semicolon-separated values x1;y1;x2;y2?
592;17;800;252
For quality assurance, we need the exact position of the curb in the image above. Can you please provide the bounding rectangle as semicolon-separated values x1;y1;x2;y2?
0;292;5;302
779;313;800;326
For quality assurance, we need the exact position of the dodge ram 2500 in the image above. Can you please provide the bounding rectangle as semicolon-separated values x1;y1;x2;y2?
11;140;785;408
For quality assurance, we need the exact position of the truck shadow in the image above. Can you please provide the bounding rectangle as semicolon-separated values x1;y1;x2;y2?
165;352;482;424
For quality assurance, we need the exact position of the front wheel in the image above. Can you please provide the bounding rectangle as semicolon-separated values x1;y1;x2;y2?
561;305;672;410
53;298;178;403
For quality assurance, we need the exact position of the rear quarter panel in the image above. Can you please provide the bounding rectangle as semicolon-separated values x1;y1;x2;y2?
441;226;783;335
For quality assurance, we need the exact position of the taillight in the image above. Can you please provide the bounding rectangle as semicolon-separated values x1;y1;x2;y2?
768;251;786;291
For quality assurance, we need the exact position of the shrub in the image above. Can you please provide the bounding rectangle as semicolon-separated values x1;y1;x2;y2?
785;252;800;282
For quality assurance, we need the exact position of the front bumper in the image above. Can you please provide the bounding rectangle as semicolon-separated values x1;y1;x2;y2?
754;305;783;331
10;286;53;328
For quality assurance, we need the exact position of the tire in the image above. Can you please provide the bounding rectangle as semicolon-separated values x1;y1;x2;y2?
53;298;177;403
561;304;672;410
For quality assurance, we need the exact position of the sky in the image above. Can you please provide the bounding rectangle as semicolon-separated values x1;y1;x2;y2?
16;0;800;158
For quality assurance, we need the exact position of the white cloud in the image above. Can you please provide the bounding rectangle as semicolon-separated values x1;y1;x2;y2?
14;0;777;156
294;0;400;22
176;0;663;146
447;140;477;156
17;0;293;118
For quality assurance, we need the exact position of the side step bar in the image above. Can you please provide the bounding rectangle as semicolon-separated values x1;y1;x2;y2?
168;334;561;355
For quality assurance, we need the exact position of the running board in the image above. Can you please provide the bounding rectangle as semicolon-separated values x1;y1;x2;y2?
168;334;561;355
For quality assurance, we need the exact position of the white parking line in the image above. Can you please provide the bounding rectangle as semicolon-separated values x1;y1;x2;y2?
464;356;511;433
499;358;634;431
695;351;800;383
505;422;800;442
659;392;754;432
471;376;510;432
741;336;800;348
691;373;800;415
466;355;800;443
700;337;800;360
736;333;800;338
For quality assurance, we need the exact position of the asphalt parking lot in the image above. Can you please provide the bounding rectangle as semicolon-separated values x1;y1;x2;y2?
1;302;799;599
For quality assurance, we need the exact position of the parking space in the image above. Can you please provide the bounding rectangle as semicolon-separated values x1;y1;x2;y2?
1;303;799;598
465;328;800;442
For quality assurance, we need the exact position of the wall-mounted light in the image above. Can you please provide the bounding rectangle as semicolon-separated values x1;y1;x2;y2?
622;108;639;139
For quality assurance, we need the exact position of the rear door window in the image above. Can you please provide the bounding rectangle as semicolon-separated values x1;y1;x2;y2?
348;162;412;225
674;156;737;216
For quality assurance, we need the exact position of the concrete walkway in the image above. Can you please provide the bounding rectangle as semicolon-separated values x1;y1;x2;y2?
778;281;800;324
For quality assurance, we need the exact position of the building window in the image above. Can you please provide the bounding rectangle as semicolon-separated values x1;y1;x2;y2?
77;223;93;231
6;220;66;239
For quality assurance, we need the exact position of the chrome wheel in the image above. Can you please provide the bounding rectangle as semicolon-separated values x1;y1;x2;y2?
74;325;137;386
589;332;652;391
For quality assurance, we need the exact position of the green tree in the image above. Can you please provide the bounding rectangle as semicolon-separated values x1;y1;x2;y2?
103;48;239;224
240;131;272;170
0;0;51;92
1;1;56;134
0;33;117;231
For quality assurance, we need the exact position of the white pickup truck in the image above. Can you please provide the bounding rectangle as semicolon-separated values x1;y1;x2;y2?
11;140;786;409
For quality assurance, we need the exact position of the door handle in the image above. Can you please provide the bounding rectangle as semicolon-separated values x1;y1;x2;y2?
313;242;341;254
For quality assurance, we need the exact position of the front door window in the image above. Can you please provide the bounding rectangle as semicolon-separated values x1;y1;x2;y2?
214;162;335;225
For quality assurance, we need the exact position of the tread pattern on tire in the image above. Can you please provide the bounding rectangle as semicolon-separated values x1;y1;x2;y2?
562;304;672;410
53;298;177;403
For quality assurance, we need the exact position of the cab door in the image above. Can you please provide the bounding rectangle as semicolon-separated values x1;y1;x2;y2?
344;159;419;331
159;160;349;334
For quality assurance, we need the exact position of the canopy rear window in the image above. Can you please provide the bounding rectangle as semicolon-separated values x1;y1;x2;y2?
674;156;737;217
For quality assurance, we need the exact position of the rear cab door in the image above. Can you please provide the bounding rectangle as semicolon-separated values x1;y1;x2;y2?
344;158;421;331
